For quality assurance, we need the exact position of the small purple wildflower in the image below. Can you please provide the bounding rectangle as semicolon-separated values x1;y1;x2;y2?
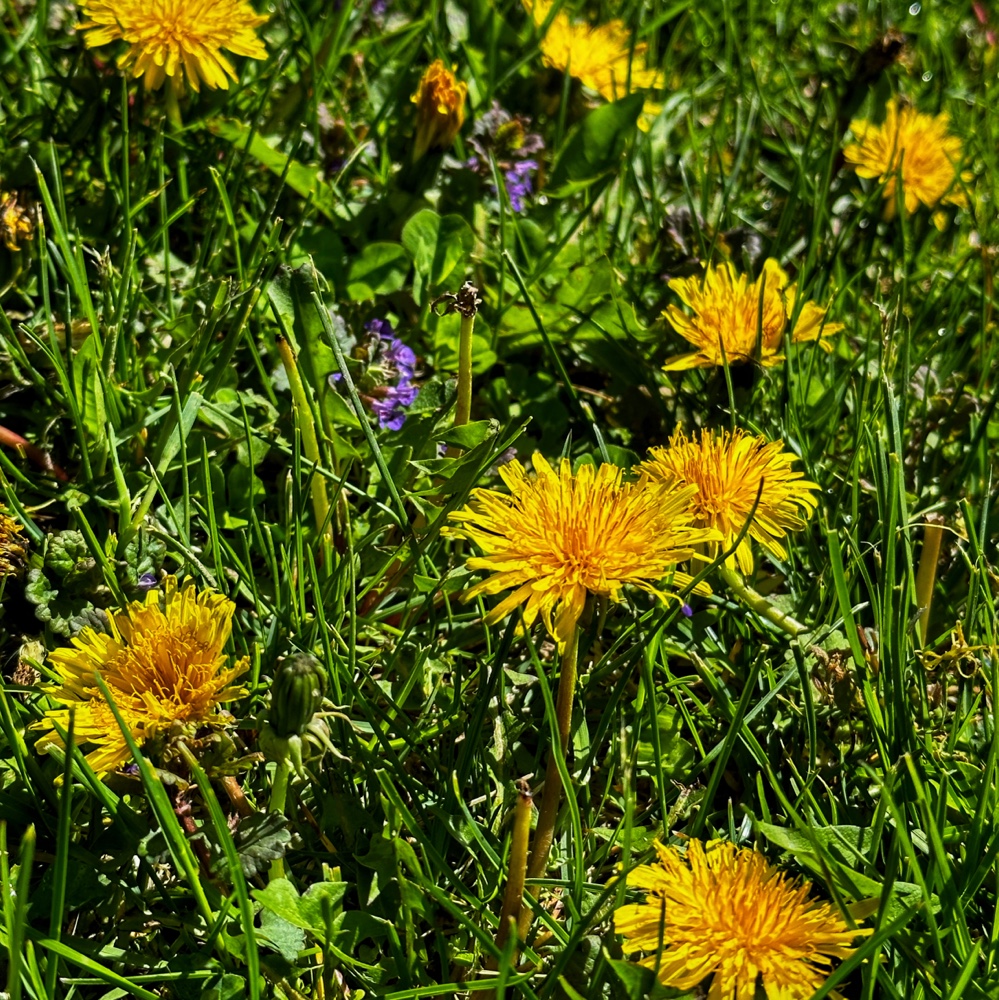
681;603;694;618
463;102;544;213
331;318;419;430
137;572;159;590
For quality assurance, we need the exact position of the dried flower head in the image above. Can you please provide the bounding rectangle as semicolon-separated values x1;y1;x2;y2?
77;0;269;92
446;455;719;645
0;191;34;252
411;59;468;160
522;0;663;130
639;427;819;575
616;839;870;999
33;577;248;776
844;98;966;220
0;505;26;578
662;259;842;371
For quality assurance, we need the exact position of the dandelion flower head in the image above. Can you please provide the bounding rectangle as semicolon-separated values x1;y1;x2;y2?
522;0;664;130
77;0;269;92
34;577;248;776
411;59;468;160
639;427;819;576
0;191;34;252
662;258;843;371
446;454;719;645
0;505;26;578
615;838;870;1000
844;98;966;218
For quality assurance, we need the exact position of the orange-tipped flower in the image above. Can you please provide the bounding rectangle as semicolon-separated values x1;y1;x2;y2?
411;60;468;160
616;839;870;999
639;427;819;575
77;0;269;92
844;98;966;220
661;259;842;371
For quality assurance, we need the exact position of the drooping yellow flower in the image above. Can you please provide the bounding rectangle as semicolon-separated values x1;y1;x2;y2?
639;427;819;576
77;0;269;92
445;455;719;645
661;259;842;371
522;0;663;130
411;60;468;160
34;577;248;776
616;839;870;1000
0;505;26;577
844;98;966;219
0;191;34;252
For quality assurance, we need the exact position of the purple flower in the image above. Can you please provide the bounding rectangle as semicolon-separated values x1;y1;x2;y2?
137;573;159;590
462;102;544;213
330;318;419;430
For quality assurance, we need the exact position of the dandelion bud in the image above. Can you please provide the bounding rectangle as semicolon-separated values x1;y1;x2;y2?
267;654;325;739
411;60;467;160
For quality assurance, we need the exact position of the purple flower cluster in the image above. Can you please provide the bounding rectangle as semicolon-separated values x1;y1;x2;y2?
365;319;418;430
331;319;418;430
465;102;544;213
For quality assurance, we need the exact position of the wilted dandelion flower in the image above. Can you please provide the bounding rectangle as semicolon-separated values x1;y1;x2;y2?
662;259;842;371
77;0;269;92
616;839;869;999
640;427;819;575
411;59;467;160
446;455;719;645
0;191;34;252
34;577;248;776
0;505;26;577
522;0;663;130
844;98;966;219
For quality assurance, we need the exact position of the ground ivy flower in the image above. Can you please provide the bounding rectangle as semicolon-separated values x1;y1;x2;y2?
76;0;269;92
844;98;966;220
661;259;843;371
522;0;664;130
445;455;719;646
332;319;419;430
33;577;248;776
639;427;819;575
616;839;870;999
0;505;26;577
465;102;544;212
411;59;467;160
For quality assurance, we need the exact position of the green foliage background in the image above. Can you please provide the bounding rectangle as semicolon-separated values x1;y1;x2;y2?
1;0;999;997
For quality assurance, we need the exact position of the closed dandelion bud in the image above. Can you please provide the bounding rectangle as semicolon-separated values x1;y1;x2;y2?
268;654;325;739
411;60;467;160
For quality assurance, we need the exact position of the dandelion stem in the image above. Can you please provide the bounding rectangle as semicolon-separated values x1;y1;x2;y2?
454;309;475;430
718;564;809;637
276;336;333;553
518;620;579;939
267;758;293;881
485;783;533;989
915;516;944;648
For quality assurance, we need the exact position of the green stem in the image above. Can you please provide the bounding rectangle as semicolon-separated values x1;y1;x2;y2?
518;620;579;939
276;337;332;552
454;310;475;429
267;758;292;881
163;79;183;132
718;564;809;637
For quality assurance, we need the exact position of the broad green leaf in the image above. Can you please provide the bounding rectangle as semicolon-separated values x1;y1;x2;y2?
346;241;411;301
548;93;645;188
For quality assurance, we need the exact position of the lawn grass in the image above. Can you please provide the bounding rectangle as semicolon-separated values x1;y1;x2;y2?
1;0;998;997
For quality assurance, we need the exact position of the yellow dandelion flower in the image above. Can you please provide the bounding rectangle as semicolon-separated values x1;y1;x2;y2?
844;98;966;219
33;577;248;776
0;505;26;578
77;0;269;92
445;454;720;646
411;60;468;160
0;191;34;252
639;427;819;576
661;258;843;371
522;0;663;130
616;839;870;1000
